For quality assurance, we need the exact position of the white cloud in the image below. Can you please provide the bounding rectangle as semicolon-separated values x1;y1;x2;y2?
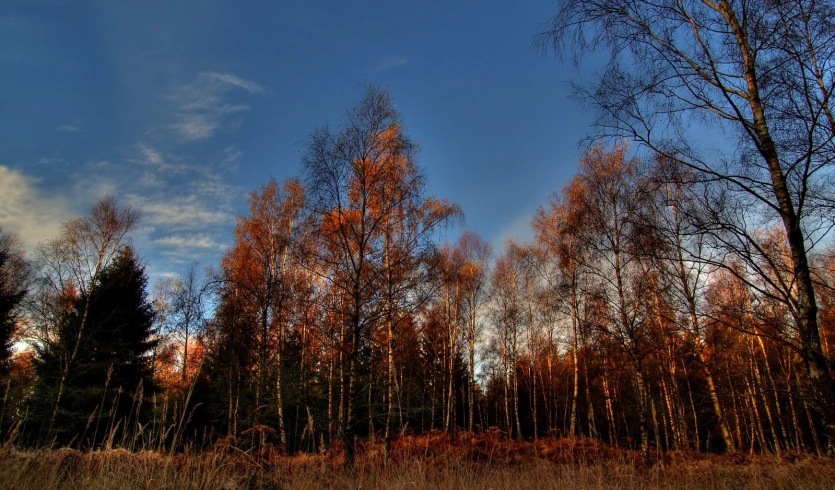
0;166;73;250
168;72;265;142
57;125;82;132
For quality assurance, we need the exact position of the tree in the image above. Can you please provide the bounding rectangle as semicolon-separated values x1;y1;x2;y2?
171;266;206;390
221;177;306;446
0;228;29;380
200;278;258;439
637;157;736;450
33;195;140;434
533;180;590;438
302;85;459;465
31;246;157;446
455;231;491;433
378;162;461;447
568;145;653;452
538;0;835;445
490;241;526;439
153;265;207;393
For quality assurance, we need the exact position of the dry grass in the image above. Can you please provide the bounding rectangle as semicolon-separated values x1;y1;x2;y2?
1;436;833;489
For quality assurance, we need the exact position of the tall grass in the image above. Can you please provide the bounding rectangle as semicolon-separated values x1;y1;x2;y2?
1;436;833;490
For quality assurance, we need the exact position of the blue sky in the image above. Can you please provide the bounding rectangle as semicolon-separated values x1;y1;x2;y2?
0;0;598;281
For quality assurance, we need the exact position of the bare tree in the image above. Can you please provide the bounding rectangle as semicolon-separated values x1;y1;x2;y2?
566;145;653;452
150;277;177;382
538;0;835;443
637;157;736;450
164;265;207;390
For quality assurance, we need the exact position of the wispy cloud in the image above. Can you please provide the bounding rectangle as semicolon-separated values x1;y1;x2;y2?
373;57;409;72
168;72;265;142
3;73;257;277
128;187;237;265
71;171;118;202
202;72;265;94
0;150;240;275
125;176;239;266
126;193;235;232
221;145;243;170
154;234;225;251
35;156;64;166
133;142;191;174
138;143;164;166
119;136;245;272
85;160;111;170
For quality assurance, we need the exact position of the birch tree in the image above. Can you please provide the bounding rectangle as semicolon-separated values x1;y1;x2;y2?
538;0;835;441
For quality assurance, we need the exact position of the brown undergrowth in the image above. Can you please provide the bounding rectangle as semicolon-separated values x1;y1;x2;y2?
1;435;833;489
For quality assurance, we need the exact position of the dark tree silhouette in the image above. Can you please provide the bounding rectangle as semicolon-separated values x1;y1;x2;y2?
30;246;157;447
0;228;28;380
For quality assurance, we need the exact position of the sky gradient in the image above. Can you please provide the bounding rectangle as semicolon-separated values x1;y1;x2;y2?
0;0;598;281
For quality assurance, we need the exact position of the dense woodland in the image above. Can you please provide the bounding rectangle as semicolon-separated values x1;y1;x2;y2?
1;0;835;469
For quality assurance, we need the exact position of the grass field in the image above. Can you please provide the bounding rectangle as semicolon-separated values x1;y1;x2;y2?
1;436;832;489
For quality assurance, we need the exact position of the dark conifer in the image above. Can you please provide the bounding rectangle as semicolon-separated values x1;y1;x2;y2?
31;246;157;446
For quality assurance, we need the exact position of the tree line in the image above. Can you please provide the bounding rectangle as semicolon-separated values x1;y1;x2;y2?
1;0;834;464
0;86;832;461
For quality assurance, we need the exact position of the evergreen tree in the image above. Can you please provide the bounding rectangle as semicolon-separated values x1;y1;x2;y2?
30;246;157;447
0;228;28;380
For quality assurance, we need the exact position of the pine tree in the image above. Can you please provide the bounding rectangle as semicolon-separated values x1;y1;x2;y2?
31;246;157;447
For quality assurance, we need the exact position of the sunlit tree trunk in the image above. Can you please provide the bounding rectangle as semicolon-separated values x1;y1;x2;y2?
569;281;580;437
602;362;616;444
783;356;802;451
467;313;476;433
503;348;511;434
633;367;650;454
